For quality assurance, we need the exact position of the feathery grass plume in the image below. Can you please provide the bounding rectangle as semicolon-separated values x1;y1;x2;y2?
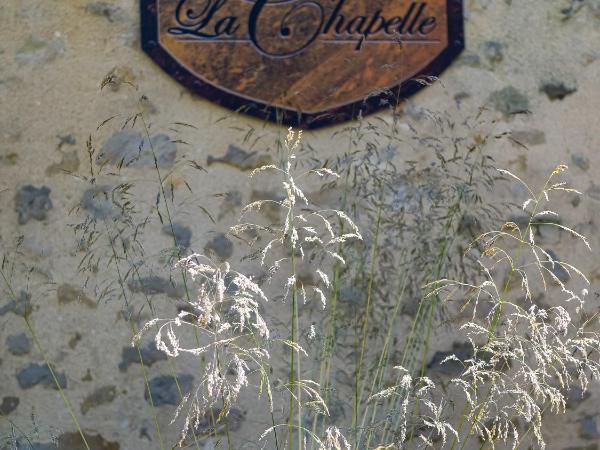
136;256;272;446
233;128;362;449
415;165;599;449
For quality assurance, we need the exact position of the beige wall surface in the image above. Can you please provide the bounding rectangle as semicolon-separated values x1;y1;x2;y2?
1;1;600;449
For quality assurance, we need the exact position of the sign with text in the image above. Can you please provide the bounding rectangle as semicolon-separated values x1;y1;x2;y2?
141;0;464;128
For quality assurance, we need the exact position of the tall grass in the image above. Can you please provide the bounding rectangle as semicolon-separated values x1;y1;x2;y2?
3;80;596;450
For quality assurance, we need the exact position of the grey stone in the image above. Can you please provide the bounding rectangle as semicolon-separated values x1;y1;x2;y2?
204;233;234;261
81;385;117;414
217;190;243;220
189;407;245;436
86;2;124;22
0;396;19;415
46;150;80;175
538;224;561;245
97;131;177;168
488;86;529;115
250;190;285;222
540;76;578;100
481;41;504;64
145;374;194;406
544;249;570;283
566;385;591;409
118;343;167;372
127;276;183;299
207;145;273;171
82;185;120;219
510;129;546;146
15;185;53;224
560;0;586;19
7;333;31;356
459;52;481;68
163;223;192;252
58;134;77;147
0;291;33;317
428;342;473;377
57;284;97;308
58;432;120;450
17;363;67;390
16;34;65;65
572;153;590;171
587;184;600;202
580;415;600;440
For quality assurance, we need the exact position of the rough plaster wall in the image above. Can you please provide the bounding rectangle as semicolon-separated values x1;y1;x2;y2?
1;0;600;449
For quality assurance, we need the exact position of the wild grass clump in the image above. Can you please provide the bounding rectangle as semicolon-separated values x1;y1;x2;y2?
3;78;596;450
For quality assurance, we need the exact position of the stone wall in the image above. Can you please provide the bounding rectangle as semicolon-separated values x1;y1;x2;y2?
1;1;600;449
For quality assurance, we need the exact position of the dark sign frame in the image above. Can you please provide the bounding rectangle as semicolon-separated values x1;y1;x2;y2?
140;0;464;129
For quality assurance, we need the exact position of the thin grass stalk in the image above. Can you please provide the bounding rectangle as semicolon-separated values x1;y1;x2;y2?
136;107;230;446
360;273;409;449
451;170;555;450
352;194;383;443
0;269;91;450
119;236;204;450
103;221;166;450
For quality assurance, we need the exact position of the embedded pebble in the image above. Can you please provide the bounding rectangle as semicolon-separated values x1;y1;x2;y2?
17;363;67;390
81;385;117;414
580;415;600;440
0;396;20;415
207;145;272;171
97;131;177;168
162;223;192;252
0;291;33;317
572;153;590;171
427;342;473;377
488;86;529;115
145;374;193;406
57;284;97;308
544;249;570;283
7;333;31;356
118;343;167;372
127;276;183;298
15;185;53;224
540;76;578;100
16;34;65;65
82;185;121;219
204;233;234;261
58;431;120;450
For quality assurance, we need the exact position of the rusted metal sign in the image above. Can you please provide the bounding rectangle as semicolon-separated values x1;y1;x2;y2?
141;0;464;128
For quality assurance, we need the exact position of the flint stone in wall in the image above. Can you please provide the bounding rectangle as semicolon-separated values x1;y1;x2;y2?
163;223;192;252
145;374;194;406
57;284;97;308
82;185;121;219
481;40;504;64
97;131;176;168
580;415;600;440
0;291;33;317
488;86;529;115
7;333;31;356
15;185;53;224
127;276;184;298
207;145;272;171
86;2;125;22
16;34;65;65
119;343;167;372
540;76;578;100
80;385;117;414
0;396;19;415
204;233;234;261
17;363;67;390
